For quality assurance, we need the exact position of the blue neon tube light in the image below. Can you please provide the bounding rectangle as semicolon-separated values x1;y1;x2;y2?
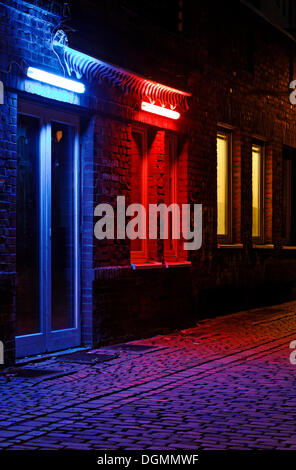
27;67;85;94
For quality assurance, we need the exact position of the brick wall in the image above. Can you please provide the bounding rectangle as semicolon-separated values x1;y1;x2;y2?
89;0;296;342
93;265;195;346
0;1;62;78
0;0;63;363
2;0;296;356
0;91;17;365
92;115;190;345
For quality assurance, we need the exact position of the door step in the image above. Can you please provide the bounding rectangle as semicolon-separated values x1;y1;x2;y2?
15;346;88;366
56;350;119;364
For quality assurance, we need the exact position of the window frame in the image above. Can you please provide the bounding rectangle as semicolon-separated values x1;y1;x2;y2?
130;126;149;264
217;128;233;244
164;133;179;262
16;100;81;357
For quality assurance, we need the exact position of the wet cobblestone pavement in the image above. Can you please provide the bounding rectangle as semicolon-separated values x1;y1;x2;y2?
0;301;296;450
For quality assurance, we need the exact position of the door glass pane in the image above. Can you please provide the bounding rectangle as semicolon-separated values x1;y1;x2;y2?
51;122;75;330
16;115;40;335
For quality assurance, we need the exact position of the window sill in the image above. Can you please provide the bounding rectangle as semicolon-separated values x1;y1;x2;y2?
253;244;274;249
218;243;244;249
165;261;191;268
282;246;296;250
131;262;163;270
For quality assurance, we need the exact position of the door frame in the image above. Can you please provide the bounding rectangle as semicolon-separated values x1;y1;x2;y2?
15;101;81;358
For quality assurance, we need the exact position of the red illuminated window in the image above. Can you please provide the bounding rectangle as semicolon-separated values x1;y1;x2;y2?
130;128;148;264
164;133;188;263
130;128;188;265
164;134;179;262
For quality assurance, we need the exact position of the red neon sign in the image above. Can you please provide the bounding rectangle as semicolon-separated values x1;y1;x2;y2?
141;101;180;120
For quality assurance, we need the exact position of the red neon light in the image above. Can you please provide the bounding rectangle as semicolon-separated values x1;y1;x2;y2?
141;101;180;120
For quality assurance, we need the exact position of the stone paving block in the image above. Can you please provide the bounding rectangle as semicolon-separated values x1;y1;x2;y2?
1;303;296;449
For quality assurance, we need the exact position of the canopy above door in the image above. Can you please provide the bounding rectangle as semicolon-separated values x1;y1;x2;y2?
53;41;191;112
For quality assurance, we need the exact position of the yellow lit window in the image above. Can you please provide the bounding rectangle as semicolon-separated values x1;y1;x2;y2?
217;132;231;239
252;144;263;239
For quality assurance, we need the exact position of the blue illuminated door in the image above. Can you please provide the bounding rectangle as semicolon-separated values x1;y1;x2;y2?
16;102;81;358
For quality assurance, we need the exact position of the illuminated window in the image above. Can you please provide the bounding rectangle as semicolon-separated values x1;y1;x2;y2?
130;128;148;263
130;129;188;264
217;131;231;241
164;134;178;261
252;143;264;241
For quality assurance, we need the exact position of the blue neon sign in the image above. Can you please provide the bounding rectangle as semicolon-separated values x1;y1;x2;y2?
27;67;85;94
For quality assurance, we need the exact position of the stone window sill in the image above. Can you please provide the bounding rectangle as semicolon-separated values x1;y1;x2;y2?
131;262;163;270
253;244;274;249
165;261;192;268
131;261;192;270
218;243;244;249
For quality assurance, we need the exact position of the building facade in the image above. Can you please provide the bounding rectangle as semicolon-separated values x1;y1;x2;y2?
246;0;296;33
1;0;296;364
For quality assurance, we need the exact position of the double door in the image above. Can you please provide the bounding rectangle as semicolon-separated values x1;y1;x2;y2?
16;102;81;357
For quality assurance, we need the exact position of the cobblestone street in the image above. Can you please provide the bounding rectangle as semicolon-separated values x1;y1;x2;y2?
1;302;296;450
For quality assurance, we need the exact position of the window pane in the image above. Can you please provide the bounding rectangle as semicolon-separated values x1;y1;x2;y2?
131;131;145;253
16;115;40;335
252;144;262;238
217;133;229;235
168;136;176;250
51;122;75;330
283;152;291;242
